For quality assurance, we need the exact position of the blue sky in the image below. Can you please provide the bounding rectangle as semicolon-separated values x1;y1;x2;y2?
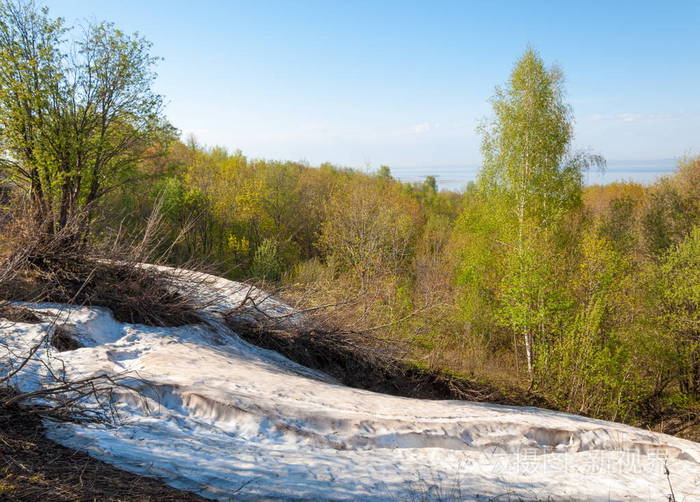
48;0;699;170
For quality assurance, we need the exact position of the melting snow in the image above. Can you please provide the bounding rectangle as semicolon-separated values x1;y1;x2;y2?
1;269;700;500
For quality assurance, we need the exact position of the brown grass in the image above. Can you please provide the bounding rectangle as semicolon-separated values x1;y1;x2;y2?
0;305;41;323
49;325;82;352
225;311;544;407
0;260;203;327
0;207;203;328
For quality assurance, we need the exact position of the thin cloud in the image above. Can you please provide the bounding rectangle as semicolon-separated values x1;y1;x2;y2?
411;122;434;134
586;112;679;123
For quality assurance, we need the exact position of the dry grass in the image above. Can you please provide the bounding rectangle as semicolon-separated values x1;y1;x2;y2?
0;204;204;328
641;404;700;443
49;325;82;352
224;309;543;406
0;305;41;324
0;260;203;327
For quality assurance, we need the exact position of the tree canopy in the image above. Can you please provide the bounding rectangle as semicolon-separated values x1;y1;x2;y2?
0;0;174;234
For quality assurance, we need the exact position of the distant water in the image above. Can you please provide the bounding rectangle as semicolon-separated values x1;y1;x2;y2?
392;158;679;192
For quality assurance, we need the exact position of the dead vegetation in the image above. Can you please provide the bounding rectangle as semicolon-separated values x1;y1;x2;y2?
0;203;205;328
0;203;216;420
49;326;82;352
642;405;700;443
224;305;545;407
0;305;40;324
0;259;203;327
0;388;205;502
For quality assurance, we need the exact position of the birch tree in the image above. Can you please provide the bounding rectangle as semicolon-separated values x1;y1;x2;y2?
478;48;603;378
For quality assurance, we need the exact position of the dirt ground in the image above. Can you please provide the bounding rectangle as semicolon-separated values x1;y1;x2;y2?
0;389;205;502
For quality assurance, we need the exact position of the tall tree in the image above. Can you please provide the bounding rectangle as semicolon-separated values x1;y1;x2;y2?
0;0;174;236
477;48;603;377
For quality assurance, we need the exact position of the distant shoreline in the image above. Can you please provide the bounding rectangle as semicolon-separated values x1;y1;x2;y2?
391;158;679;191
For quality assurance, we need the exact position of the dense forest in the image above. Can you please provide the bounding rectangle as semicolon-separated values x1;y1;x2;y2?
1;0;699;436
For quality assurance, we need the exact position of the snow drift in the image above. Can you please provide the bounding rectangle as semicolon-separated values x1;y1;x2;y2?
1;268;699;501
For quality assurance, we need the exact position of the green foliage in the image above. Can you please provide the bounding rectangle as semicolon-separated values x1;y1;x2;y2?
452;191;510;348
422;175;437;194
251;238;282;281
534;230;643;419
655;226;700;396
598;195;638;254
640;157;700;257
496;232;571;357
317;176;422;277
445;49;691;425
643;180;697;257
472;48;604;378
0;0;174;234
376;165;393;179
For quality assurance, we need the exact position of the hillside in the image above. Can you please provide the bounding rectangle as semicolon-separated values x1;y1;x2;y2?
1;268;698;501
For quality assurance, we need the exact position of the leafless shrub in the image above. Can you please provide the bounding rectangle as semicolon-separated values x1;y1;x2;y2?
0;200;211;424
1;334;120;425
0;303;137;424
222;291;527;405
0;200;208;327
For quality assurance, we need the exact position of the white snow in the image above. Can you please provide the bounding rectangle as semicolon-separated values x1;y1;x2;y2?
2;268;700;501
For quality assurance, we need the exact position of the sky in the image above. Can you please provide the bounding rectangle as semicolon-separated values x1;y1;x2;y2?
47;0;699;175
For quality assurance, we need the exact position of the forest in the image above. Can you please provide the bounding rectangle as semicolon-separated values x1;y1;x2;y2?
1;0;699;441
